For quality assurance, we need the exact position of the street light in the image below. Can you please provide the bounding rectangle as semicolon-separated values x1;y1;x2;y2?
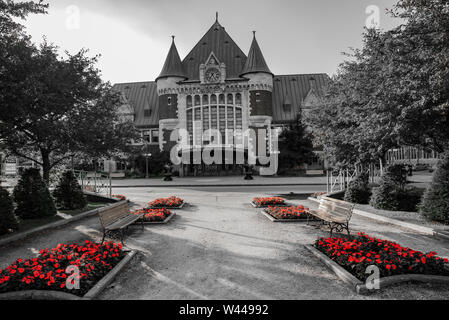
144;141;152;179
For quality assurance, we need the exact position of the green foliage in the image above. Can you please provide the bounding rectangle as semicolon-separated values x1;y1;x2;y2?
0;4;137;183
0;186;18;236
419;152;449;223
370;164;420;211
344;173;371;204
278;115;314;173
307;0;449;167
53;170;87;210
13;168;57;219
131;149;170;177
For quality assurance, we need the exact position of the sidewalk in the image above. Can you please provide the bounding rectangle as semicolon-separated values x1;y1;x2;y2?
109;175;328;188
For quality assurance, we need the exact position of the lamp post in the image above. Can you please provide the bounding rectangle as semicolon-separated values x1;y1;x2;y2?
144;141;151;179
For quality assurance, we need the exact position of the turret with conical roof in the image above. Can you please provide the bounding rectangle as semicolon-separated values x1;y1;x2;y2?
240;32;273;77
156;36;187;81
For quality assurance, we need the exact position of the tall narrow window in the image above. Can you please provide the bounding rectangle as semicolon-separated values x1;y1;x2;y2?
236;93;242;106
194;95;201;106
187;95;192;107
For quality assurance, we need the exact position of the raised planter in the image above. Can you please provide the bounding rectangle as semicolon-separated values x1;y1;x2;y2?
260;210;309;223
140;212;176;225
0;250;137;300
0;200;128;247
250;201;288;208
148;202;185;210
305;244;449;295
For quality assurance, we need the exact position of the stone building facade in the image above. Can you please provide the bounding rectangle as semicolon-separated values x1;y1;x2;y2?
113;17;331;176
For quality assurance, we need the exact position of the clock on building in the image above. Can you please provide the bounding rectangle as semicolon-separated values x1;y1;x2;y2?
205;68;221;83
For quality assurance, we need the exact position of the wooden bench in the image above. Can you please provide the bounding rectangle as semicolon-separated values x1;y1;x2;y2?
309;197;355;237
98;201;143;245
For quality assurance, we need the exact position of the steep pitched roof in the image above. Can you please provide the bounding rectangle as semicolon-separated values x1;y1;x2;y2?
156;37;187;81
182;20;247;81
272;74;331;123
240;32;273;77
113;81;159;127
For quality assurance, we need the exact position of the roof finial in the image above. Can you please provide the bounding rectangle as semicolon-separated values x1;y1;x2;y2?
216;12;219;22
171;35;175;42
252;30;256;38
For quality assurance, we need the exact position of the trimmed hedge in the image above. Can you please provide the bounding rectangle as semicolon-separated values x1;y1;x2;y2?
13;168;57;219
0;186;18;236
370;164;420;211
420;151;449;223
344;173;371;204
53;170;87;210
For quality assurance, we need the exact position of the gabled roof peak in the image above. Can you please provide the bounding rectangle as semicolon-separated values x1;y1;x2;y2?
156;36;187;81
240;32;273;77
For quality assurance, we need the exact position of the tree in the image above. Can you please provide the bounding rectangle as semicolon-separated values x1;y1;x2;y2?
13;168;56;219
0;186;18;235
307;0;449;168
419;151;449;223
0;1;137;183
278;115;314;173
0;41;137;183
53;170;87;210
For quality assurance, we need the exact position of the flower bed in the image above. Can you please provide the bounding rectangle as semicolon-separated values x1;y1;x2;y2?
132;208;172;222
252;197;285;207
111;194;126;201
0;241;125;297
148;196;184;208
314;233;449;282
265;205;310;220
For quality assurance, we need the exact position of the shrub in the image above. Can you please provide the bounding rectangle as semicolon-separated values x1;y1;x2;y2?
344;173;371;204
370;164;411;211
0;186;18;236
419;152;449;223
13;168;57;219
53;171;87;210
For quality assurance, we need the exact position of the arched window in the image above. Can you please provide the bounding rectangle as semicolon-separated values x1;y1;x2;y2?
211;94;217;105
219;94;225;105
202;94;209;105
227;94;234;105
235;93;242;106
187;95;192;107
194;95;201;106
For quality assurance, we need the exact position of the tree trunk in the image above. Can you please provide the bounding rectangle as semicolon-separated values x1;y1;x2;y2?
41;150;51;184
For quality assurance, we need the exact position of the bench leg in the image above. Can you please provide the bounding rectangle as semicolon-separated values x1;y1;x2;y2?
120;228;125;246
101;231;106;245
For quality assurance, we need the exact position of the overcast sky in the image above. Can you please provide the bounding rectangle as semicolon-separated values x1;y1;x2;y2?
22;0;400;84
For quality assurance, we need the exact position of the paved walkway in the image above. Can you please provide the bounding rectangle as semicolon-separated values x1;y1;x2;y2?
1;187;448;300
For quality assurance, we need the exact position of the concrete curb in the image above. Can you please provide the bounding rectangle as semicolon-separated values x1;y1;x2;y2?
0;290;87;300
112;183;327;188
307;197;435;235
139;212;176;225
84;250;137;299
0;250;137;300
356;273;449;295
304;245;363;292
260;210;309;223
0;200;128;247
